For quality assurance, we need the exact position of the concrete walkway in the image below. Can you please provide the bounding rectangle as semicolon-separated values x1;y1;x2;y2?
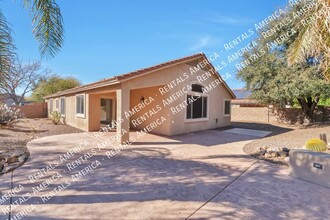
1;129;330;220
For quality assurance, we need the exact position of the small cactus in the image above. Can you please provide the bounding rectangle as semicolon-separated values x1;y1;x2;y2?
303;138;327;152
51;111;62;125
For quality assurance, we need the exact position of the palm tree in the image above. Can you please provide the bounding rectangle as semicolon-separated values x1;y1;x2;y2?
0;0;64;72
288;0;330;80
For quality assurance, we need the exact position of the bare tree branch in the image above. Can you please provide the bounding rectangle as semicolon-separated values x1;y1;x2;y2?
0;60;48;105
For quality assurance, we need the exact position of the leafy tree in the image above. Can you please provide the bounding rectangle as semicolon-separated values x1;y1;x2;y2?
0;0;64;73
0;60;46;105
287;0;330;80
237;1;330;123
30;75;80;102
318;98;330;106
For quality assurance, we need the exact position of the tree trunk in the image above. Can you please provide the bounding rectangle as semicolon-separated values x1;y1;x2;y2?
297;94;320;124
9;92;20;106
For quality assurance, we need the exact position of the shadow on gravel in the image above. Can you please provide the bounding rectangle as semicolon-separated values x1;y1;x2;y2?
1;124;48;134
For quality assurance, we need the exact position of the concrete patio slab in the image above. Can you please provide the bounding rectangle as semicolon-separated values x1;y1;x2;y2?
1;128;329;219
223;128;272;137
0;171;12;219
188;160;330;220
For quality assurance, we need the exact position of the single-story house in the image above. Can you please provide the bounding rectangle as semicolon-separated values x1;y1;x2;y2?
44;53;236;143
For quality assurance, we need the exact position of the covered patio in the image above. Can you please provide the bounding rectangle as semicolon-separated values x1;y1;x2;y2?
88;84;168;143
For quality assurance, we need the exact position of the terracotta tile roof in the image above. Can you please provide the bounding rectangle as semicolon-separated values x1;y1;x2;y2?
44;53;236;99
116;53;205;81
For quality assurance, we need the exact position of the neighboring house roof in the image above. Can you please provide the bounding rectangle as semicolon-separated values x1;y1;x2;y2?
44;53;236;99
0;93;12;100
232;89;252;99
0;93;25;105
231;89;266;106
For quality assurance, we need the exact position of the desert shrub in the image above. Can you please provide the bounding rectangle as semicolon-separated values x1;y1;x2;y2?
0;103;21;125
51;111;62;125
304;138;328;152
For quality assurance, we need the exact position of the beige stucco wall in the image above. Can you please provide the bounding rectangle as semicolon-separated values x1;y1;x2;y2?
130;86;171;136
89;93;116;131
47;94;89;131
122;62;232;136
46;61;233;135
47;84;121;132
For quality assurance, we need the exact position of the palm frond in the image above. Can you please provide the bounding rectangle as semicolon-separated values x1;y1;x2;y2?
0;10;15;75
24;0;64;58
287;0;330;80
287;25;310;65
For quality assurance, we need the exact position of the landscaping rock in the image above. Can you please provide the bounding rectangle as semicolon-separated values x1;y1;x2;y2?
272;147;277;152
0;163;3;173
6;156;18;164
18;155;27;163
11;150;25;157
260;146;268;151
264;153;272;158
279;151;289;158
1;162;20;173
0;154;6;161
271;151;279;157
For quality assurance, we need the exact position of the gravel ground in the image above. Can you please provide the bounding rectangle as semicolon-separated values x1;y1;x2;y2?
237;122;330;155
0;118;82;154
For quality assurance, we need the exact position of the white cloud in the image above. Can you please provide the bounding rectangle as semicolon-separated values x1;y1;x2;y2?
189;35;222;51
209;15;255;25
189;36;211;51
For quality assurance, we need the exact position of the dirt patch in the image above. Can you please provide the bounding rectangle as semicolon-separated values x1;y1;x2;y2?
0;118;82;151
0;118;82;174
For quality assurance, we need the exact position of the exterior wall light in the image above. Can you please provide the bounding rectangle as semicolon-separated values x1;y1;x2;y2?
140;96;145;103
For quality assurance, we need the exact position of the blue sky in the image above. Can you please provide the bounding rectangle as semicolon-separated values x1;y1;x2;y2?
2;0;287;89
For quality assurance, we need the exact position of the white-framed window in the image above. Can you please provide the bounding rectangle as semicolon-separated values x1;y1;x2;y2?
55;98;59;111
186;83;208;121
60;97;65;116
49;99;53;113
76;94;85;117
224;99;231;116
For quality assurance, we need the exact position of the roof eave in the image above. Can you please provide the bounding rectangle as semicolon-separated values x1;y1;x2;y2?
43;79;120;99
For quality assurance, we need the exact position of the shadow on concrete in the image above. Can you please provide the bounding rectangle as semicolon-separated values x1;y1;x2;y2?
9;146;242;205
7;130;330;220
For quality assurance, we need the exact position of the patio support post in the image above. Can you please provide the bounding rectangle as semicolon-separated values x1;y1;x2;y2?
116;87;130;143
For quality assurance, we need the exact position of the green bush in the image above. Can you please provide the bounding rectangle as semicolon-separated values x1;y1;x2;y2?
51;111;62;125
303;138;328;152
